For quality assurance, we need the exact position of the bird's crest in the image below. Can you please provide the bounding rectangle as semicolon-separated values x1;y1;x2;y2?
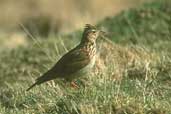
84;24;96;31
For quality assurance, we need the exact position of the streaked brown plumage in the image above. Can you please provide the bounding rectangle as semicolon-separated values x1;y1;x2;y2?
27;24;101;91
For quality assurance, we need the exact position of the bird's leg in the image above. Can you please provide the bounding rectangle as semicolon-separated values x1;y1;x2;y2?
71;81;79;88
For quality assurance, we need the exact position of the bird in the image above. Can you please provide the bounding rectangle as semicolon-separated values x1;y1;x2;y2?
26;24;102;91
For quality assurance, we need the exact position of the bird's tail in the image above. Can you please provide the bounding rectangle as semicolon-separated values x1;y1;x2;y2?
26;69;56;91
26;83;37;91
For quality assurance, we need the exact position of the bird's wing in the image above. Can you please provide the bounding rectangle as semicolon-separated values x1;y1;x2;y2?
53;47;91;76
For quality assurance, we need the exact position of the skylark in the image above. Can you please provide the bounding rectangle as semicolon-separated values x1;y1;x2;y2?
27;24;102;91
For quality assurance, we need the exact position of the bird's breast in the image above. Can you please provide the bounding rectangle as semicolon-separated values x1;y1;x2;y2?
83;43;96;58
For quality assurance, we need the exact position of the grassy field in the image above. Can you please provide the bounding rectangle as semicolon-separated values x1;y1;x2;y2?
0;0;171;114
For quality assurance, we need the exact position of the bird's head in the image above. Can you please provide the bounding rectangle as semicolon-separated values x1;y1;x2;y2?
81;24;100;43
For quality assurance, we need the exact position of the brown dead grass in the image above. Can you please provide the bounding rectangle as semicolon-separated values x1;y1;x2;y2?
95;40;161;81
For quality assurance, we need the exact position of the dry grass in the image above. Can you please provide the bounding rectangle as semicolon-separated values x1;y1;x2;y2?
1;37;170;113
95;41;161;81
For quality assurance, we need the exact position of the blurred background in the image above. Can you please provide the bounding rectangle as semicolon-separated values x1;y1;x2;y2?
0;0;153;49
0;0;151;33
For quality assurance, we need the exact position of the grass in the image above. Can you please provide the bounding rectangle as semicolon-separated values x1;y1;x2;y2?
0;0;171;114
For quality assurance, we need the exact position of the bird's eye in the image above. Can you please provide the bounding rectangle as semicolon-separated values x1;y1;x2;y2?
91;30;96;33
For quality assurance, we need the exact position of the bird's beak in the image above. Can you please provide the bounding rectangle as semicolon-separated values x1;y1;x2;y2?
99;30;105;35
99;30;109;38
99;30;115;45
